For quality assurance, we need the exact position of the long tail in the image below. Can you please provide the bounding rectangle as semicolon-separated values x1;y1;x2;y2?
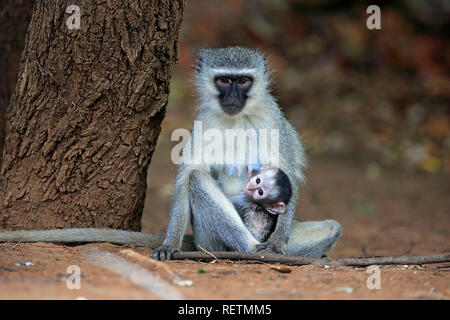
0;228;195;251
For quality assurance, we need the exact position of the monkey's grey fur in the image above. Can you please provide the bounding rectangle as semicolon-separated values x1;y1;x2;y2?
151;46;342;260
196;47;268;74
230;192;278;243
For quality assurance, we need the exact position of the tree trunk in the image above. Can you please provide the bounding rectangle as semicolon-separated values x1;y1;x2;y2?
0;0;34;168
0;0;186;231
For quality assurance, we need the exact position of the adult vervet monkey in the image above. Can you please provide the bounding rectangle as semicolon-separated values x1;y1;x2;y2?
151;46;341;261
0;47;341;258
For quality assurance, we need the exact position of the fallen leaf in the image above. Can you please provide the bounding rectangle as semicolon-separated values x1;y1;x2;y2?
270;266;292;274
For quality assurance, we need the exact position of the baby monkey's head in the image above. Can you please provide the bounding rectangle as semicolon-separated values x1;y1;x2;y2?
244;166;292;215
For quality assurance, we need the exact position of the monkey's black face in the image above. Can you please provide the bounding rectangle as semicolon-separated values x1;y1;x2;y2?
214;75;253;115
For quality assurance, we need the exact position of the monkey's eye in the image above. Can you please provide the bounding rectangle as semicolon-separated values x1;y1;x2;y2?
255;178;261;184
258;190;263;196
237;77;251;86
216;77;232;86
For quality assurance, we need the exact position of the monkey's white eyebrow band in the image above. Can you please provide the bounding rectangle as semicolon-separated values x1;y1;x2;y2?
210;68;259;75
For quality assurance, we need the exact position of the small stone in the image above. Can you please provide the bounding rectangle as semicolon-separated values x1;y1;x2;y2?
334;286;354;294
173;279;193;287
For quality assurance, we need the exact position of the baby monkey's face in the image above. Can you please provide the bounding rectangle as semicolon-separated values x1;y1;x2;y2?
244;167;278;204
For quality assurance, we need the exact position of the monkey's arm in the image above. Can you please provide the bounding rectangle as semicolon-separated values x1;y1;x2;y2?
152;168;261;261
257;120;304;254
150;165;193;260
227;193;252;215
256;186;296;255
0;228;195;250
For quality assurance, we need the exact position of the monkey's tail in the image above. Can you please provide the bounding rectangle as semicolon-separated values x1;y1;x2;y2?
0;228;196;251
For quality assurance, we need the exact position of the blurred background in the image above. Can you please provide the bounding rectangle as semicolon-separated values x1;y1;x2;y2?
0;0;448;257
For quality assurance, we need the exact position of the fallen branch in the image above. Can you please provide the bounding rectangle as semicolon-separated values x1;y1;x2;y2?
171;251;450;267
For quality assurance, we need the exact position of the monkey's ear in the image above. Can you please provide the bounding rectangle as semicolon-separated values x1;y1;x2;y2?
265;202;286;215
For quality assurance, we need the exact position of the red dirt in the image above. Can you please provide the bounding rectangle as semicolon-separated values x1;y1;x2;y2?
0;242;448;300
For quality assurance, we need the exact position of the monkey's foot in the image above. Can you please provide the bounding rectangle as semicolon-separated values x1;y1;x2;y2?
256;241;288;255
287;219;342;258
150;244;181;261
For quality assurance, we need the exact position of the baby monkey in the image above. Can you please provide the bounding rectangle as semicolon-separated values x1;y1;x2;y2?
229;166;293;243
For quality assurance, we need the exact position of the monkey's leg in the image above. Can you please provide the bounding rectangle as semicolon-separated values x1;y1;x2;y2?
189;170;259;252
287;219;342;258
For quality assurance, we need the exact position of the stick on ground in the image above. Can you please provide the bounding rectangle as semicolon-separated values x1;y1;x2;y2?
170;251;450;267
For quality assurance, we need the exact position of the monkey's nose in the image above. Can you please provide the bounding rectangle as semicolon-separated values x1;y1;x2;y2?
246;185;259;193
244;188;254;198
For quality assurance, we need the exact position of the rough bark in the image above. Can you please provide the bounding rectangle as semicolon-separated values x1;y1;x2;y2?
0;0;34;167
0;0;186;230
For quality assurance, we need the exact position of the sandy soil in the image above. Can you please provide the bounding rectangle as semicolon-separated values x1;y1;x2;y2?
0;242;448;300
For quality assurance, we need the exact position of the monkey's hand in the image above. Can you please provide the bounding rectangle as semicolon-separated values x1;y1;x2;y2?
150;245;181;261
255;241;288;255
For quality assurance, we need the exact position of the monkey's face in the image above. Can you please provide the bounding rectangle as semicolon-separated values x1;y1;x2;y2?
244;170;277;205
244;170;288;215
194;47;270;117
214;75;253;115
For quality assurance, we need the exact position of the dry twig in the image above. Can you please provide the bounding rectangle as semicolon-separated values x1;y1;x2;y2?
197;244;220;262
